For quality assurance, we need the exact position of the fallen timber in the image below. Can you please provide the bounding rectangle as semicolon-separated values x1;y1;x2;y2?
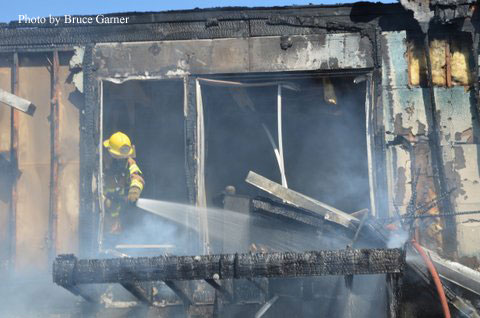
245;171;358;229
53;248;405;287
250;196;390;246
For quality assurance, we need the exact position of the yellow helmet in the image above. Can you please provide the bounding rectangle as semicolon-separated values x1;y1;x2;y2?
103;132;134;158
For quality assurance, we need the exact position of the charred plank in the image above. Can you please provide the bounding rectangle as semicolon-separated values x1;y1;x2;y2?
205;279;233;301
121;281;153;305
164;280;194;306
251;197;324;229
53;248;405;287
246;171;358;229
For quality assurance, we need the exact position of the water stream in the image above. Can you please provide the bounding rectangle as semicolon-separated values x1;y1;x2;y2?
135;198;331;254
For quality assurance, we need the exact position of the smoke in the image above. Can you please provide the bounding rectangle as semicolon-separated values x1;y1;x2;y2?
202;77;370;214
0;270;80;318
387;227;409;248
125;76;389;317
1;75;392;317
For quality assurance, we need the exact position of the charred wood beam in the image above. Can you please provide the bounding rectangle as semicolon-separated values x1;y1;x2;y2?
64;285;98;303
79;43;97;257
252;196;389;247
121;281;153;305
0;4;407;47
246;171;358;229
205;279;233;302
51;255;99;302
184;77;200;255
386;274;403;318
48;50;59;262
3;4;389;27
53;248;405;287
251;197;324;229
164;281;193;306
422;31;457;255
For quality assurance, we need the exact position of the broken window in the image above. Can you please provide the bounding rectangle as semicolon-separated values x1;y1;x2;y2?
407;33;474;87
100;79;189;255
199;74;371;214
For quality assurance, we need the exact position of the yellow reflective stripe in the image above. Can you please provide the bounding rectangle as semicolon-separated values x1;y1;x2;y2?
111;208;120;217
130;178;144;190
105;188;125;195
129;164;142;175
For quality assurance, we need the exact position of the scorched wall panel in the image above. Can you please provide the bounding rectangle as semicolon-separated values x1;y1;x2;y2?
93;33;373;79
0;55;11;266
15;54;51;271
382;31;480;258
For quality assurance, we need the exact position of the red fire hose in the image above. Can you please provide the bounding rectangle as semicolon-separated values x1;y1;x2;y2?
411;239;451;318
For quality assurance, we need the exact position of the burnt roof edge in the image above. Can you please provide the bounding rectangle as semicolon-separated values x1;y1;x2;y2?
1;2;402;28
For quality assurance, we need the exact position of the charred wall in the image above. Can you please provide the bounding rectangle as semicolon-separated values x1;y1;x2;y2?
0;50;81;273
382;27;480;260
0;0;478;279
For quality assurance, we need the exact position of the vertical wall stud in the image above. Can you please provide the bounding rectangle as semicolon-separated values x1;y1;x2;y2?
48;50;60;261
9;52;19;270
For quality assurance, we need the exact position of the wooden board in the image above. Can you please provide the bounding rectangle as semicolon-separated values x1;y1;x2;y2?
0;54;11;265
15;54;51;271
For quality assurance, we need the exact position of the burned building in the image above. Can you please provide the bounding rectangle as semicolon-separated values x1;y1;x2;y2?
0;1;480;317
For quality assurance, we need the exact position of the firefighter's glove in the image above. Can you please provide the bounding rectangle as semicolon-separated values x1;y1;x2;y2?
128;186;141;203
105;198;112;209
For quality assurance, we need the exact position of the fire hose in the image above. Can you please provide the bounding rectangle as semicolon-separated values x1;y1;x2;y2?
411;239;451;318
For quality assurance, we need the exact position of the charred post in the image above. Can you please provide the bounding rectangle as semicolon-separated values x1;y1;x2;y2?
48;50;60;262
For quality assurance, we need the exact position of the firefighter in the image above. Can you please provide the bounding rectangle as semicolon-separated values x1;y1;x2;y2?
103;131;145;234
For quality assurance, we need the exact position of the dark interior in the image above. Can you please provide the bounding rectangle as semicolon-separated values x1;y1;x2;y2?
103;80;188;203
102;80;189;253
101;74;371;254
202;75;371;213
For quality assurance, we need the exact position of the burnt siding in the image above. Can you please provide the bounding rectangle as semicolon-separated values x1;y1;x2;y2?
0;3;411;49
382;31;480;258
93;34;373;79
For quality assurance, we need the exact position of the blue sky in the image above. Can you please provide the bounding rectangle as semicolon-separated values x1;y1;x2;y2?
2;0;395;23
